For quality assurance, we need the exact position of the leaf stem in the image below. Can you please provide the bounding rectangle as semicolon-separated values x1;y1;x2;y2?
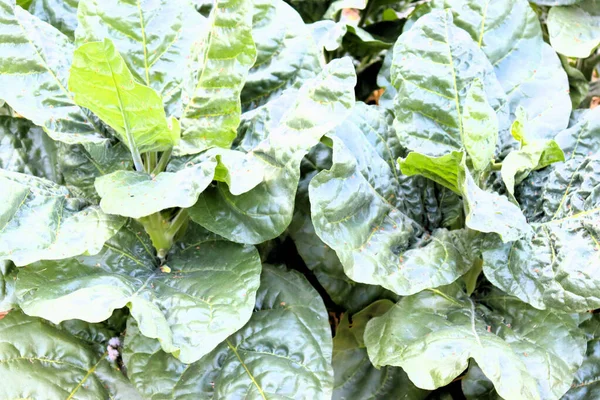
152;148;173;176
491;162;502;171
139;208;189;261
359;0;374;27
166;209;188;238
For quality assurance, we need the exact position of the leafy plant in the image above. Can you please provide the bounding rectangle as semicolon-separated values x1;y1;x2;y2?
0;0;599;399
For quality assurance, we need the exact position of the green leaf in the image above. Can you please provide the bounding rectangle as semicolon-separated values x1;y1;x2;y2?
75;0;204;116
560;54;590;109
462;79;498;171
0;0;107;146
332;300;430;400
399;151;463;194
391;10;507;157
15;221;262;363
310;104;478;296
548;0;600;58
30;0;78;39
364;286;587;400
0;261;17;312
69;39;180;156
95;158;217;219
0;310;141;399
243;0;321;110
563;316;600;399
0;170;125;266
284;0;330;23
0;116;60;181
459;159;531;242
122;265;334;399
483;109;600;312
177;0;256;155
376;49;396;109
462;362;498;400
188;57;356;244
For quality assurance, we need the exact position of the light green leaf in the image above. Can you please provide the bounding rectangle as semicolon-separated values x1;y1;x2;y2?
563;316;600;399
69;39;180;155
364;286;587;400
459;159;531;242
310;104;478;296
548;0;600;58
0;310;142;399
332;300;429;400
177;0;256;155
0;170;125;266
95;158;217;219
75;0;204;116
399;151;463;194
0;0;107;146
483;109;600;312
188;57;356;244
243;0;321;110
16;221;262;364
123;265;334;399
391;10;507;157
30;0;78;39
462;79;498;171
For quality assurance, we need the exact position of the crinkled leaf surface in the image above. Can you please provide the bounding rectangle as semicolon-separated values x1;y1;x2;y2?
123;265;334;399
364;285;587;400
332;300;429;400
391;10;507;157
15;221;262;363
310;103;477;296
563;316;600;399
69;39;180;154
177;0;256;155
0;310;141;400
0;170;125;266
483;109;600;312
189;57;356;244
0;0;106;146
30;0;78;39
548;0;600;58
242;0;321;110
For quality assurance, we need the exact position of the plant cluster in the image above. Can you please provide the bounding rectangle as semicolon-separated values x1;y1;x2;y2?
0;0;599;399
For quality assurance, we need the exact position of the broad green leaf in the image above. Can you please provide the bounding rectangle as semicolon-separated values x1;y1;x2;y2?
177;0;256;155
0;0;107;146
459;160;531;242
123;265;334;399
483;109;600;312
310;104;478;296
364;286;587;400
391;10;507;157
332;300;429;400
30;0;78;39
0;310;141;399
563;316;600;399
462;79;498;171
310;19;347;52
0;261;17;312
69;39;180;154
16;221;262;363
243;0;322;110
462;362;498;400
188;57;356;244
548;0;600;58
75;0;204;115
399;151;462;194
0;170;125;266
95;158;217;218
0;116;60;181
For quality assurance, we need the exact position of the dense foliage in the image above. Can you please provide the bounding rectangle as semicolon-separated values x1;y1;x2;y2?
0;0;599;398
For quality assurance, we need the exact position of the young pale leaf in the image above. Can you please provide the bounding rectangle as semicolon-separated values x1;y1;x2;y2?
399;151;463;194
547;0;600;58
332;300;429;400
243;0;321;110
188;57;356;244
75;0;205;115
123;265;334;399
30;0;78;39
69;39;180;155
310;104;478;296
563;316;600;399
0;0;107;146
0;170;125;266
15;222;261;364
391;9;507;157
95;157;218;219
364;286;587;400
483;109;600;312
462;79;498;171
177;0;256;155
0;310;142;399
